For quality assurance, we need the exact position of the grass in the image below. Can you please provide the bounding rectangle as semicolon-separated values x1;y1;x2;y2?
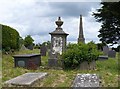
2;49;119;87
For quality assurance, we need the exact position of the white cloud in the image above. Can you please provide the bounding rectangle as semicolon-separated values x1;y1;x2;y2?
0;1;101;44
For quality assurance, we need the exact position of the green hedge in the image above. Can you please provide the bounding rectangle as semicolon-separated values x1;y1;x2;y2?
62;42;101;69
2;24;20;51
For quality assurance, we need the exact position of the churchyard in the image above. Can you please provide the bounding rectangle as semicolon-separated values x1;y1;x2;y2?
1;16;120;88
2;49;119;87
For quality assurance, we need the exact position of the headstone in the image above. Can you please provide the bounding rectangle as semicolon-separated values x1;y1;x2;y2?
89;60;96;70
4;73;48;87
80;61;89;70
27;44;33;50
103;46;109;55
20;45;27;50
40;44;47;56
108;50;116;58
72;74;100;88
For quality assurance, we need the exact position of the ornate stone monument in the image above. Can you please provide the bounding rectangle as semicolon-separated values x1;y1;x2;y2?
78;15;85;43
48;17;69;67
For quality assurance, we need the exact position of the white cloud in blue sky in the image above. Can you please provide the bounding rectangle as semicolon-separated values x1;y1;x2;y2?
0;0;102;44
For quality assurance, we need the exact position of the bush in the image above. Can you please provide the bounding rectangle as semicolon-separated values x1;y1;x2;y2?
24;35;34;47
62;42;101;69
2;24;20;51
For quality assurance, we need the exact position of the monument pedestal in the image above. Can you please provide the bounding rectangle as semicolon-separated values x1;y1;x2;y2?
48;58;58;67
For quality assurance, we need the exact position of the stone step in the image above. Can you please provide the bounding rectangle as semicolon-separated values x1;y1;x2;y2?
4;72;48;87
72;74;100;88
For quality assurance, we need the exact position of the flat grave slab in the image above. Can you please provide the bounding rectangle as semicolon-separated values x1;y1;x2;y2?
4;72;48;87
98;55;108;60
72;74;99;88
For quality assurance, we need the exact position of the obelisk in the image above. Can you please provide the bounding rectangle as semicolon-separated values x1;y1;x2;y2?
78;15;85;43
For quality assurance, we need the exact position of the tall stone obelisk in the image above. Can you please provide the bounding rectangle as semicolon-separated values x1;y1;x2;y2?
78;15;85;43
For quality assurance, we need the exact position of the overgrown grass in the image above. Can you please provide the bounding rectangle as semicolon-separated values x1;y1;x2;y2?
2;49;119;87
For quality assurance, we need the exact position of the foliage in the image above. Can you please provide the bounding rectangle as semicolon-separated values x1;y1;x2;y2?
93;2;120;48
2;24;20;51
96;43;106;51
34;43;41;49
62;42;100;69
19;37;24;48
24;35;34;47
41;41;51;49
2;49;118;87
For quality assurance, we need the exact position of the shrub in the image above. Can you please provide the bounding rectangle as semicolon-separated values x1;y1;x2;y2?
2;24;20;51
62;42;101;69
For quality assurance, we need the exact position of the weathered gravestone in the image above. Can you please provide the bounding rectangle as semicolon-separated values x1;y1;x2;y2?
40;44;47;56
4;73;48;87
103;46;109;55
72;74;100;88
108;50;116;58
48;17;68;67
27;44;33;50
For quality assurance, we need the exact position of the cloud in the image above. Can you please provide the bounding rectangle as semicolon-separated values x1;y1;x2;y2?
0;0;101;44
45;2;100;17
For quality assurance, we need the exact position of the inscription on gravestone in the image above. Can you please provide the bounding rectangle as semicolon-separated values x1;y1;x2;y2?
72;74;99;87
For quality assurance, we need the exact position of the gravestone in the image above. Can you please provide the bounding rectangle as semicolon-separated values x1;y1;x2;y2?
40;44;47;56
98;55;108;60
89;60;96;70
80;61;89;70
48;17;68;67
108;50;116;58
20;45;27;50
103;46;109;55
27;44;33;50
4;73;48;87
72;74;100;88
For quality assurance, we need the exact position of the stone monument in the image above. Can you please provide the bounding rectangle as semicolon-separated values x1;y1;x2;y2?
103;45;109;55
78;15;85;43
40;44;47;56
108;50;116;58
48;17;69;67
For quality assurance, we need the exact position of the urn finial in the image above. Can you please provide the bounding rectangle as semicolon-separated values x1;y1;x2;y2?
55;16;63;28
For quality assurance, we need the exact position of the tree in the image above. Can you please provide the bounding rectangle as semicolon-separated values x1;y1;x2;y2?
93;2;120;48
41;41;51;49
2;24;20;51
24;35;34;47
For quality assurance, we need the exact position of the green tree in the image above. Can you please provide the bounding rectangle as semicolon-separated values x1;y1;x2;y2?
2;24;20;51
24;35;34;47
41;41;51;49
93;2;120;47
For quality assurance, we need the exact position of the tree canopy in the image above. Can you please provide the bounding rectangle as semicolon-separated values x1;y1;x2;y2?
93;2;120;47
24;35;34;47
2;24;20;51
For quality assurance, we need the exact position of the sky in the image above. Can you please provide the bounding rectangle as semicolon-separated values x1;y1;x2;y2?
0;0;102;44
